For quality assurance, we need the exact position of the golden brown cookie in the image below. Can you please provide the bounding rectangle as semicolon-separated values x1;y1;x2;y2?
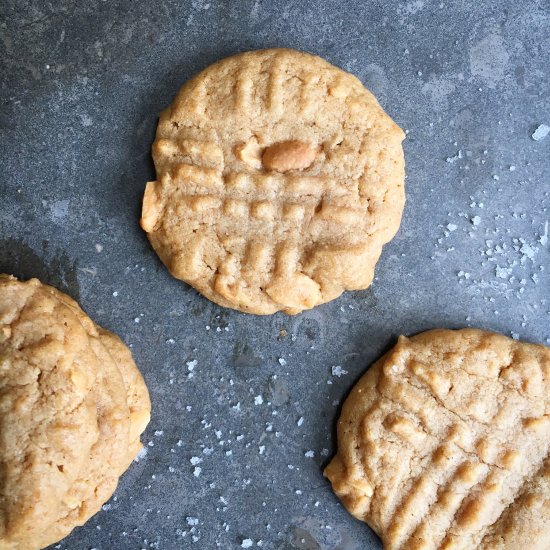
0;275;151;550
325;329;550;550
141;48;405;314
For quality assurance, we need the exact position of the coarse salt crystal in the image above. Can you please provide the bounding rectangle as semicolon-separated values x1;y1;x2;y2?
532;124;550;141
331;366;348;377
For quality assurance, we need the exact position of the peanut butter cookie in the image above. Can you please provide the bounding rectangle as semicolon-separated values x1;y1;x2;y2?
141;48;405;314
0;275;151;549
325;329;550;549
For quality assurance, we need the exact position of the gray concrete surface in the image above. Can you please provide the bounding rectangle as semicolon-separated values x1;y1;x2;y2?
1;1;549;548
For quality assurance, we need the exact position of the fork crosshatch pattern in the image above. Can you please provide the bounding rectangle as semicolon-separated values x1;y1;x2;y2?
325;329;550;549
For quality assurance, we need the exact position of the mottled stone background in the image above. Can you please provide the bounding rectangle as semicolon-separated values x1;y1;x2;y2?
1;1;549;548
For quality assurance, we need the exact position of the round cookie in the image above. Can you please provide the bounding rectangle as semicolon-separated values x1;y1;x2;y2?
325;329;550;550
141;48;405;314
0;276;151;549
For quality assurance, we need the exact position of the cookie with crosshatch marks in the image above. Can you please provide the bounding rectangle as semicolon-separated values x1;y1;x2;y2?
141;48;405;314
325;329;550;550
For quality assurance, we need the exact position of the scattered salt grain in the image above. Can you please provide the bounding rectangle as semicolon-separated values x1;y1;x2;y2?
446;223;457;232
305;450;315;458
297;417;304;427
532;124;550;141
241;539;253;548
539;221;548;246
254;395;263;405
331;365;348;377
193;467;202;477
190;456;202;465
495;266;512;279
186;517;199;526
471;216;481;226
520;242;537;261
278;357;287;366
446;150;463;163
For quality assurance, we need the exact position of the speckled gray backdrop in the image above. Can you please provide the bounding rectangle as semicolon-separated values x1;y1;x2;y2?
1;1;549;548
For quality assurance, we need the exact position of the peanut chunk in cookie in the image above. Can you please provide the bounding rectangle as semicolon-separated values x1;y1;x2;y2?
235;136;263;169
262;140;317;172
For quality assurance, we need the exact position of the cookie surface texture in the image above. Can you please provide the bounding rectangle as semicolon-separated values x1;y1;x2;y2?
325;329;550;550
0;275;151;550
142;48;405;314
